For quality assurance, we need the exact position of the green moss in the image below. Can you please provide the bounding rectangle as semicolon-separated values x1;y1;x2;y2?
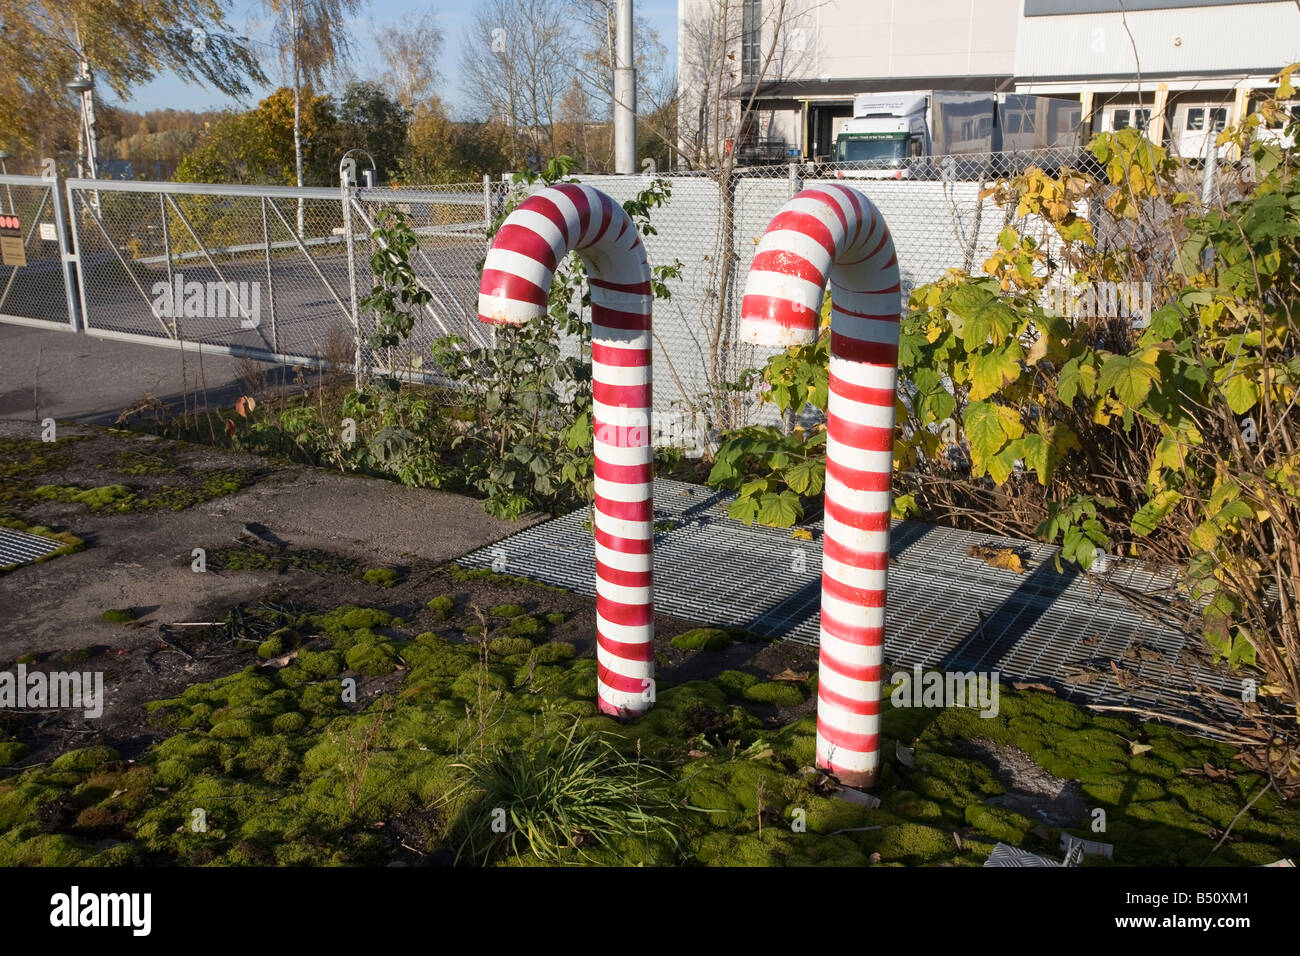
489;637;535;659
490;603;527;618
51;745;120;772
714;670;760;698
363;567;400;588
858;823;958;864
964;803;1034;844
257;635;284;659
671;628;732;652
504;615;546;640
545;612;566;626
743;682;806;707
35;483;136;511
139;470;254;511
100;607;138;624
271;712;307;734
115;449;177;475
0;742;28;766
427;595;456;620
533;641;576;664
344;642;400;676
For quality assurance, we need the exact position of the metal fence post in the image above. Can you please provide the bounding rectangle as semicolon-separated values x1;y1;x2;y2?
51;176;81;332
788;161;802;197
341;174;362;388
260;196;279;354
482;174;492;230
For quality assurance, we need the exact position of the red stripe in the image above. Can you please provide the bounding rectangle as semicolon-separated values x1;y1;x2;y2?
493;222;557;272
595;493;652;522
479;268;547;308
822;531;889;570
597;558;652;589
750;249;826;287
598;663;652;694
825;455;892;494
819;644;884;683
520;193;572;243
823;498;891;534
817;680;882;716
593;419;650;448
554;184;590;244
822;568;887;607
592;342;651;367
593;380;651;408
826;411;894;452
594;525;652;554
816;717;878;755
594;457;653;484
820;608;885;646
598;633;655;663
829;373;895;410
830;332;899;365
591;303;651;332
597;594;654;627
590;276;653;295
802;187;849;235
769;209;836;256
740;293;818;331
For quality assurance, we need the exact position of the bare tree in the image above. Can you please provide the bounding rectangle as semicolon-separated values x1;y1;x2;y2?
460;0;574;168
373;11;445;111
670;0;814;429
258;0;362;231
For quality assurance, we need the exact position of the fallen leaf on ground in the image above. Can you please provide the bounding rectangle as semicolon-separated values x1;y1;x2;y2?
1012;681;1056;694
896;741;916;767
966;544;1027;573
772;668;810;682
1129;740;1153;756
791;528;813;541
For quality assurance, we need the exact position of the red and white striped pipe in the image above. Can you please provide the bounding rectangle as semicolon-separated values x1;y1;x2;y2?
477;183;655;717
740;183;901;789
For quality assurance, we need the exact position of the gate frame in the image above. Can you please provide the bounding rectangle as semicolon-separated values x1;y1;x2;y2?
0;172;80;333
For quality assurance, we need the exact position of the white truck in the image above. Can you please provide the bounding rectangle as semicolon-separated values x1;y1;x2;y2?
832;90;1085;179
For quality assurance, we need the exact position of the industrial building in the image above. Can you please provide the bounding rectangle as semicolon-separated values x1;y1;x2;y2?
676;0;1300;164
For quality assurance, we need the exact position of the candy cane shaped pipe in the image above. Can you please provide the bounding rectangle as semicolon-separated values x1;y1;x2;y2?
478;184;654;717
741;184;900;789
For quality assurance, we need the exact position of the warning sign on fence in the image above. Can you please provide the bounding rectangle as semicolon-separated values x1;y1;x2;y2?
0;214;25;267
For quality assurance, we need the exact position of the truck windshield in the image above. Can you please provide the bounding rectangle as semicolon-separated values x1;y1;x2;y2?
836;136;908;164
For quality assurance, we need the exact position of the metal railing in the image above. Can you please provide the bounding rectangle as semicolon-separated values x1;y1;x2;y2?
0;147;1245;432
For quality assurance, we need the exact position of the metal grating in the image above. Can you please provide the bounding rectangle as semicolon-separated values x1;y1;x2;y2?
457;480;1245;730
0;527;64;568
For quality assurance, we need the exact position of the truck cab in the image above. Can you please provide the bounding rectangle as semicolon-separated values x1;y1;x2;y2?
834;93;929;177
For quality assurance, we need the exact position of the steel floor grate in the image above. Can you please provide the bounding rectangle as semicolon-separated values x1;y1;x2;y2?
457;480;1244;731
0;527;65;569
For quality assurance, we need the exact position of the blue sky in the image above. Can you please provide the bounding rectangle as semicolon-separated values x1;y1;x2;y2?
118;0;679;117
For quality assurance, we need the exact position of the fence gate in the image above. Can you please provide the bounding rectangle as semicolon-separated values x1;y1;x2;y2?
0;173;78;331
64;177;359;367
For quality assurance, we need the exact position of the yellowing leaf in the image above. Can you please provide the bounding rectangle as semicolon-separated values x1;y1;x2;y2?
969;347;1023;401
791;528;813;541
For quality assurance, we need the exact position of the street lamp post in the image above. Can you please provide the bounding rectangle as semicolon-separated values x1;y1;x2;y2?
66;73;100;215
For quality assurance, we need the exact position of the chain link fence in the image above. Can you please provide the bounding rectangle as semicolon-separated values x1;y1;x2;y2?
1;146;1243;438
0;174;78;331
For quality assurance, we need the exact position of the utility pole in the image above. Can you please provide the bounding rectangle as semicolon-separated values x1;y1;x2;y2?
613;0;637;173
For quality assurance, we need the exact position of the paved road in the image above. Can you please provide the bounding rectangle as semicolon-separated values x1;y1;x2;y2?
0;322;253;425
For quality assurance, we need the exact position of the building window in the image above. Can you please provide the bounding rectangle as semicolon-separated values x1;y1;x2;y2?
741;0;761;82
1210;108;1227;132
1186;108;1204;131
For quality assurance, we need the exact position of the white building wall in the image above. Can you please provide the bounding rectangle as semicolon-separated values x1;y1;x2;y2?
1015;1;1300;84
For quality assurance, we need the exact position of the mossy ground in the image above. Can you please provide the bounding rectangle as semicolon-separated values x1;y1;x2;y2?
1;577;1295;867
